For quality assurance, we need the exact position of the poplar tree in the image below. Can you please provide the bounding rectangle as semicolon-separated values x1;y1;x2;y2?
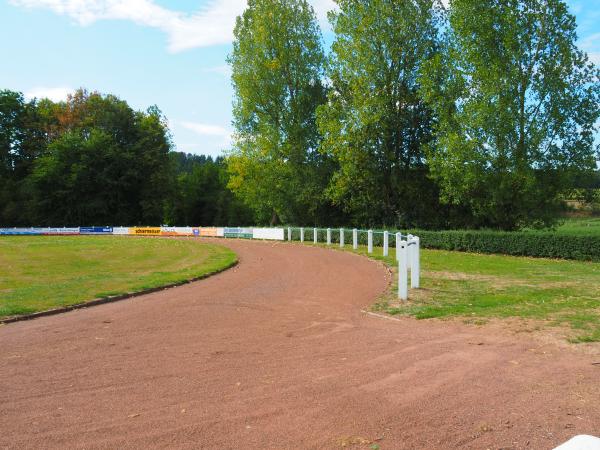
227;0;330;225
420;0;600;230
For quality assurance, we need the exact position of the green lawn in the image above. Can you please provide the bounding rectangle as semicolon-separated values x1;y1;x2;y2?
338;244;600;343
0;236;237;319
554;217;600;236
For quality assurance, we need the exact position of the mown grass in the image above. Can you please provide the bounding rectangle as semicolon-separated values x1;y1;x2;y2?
554;217;600;236
0;236;237;319
323;243;600;343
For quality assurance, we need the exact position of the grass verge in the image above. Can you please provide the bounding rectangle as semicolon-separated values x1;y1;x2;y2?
308;242;600;343
0;236;237;319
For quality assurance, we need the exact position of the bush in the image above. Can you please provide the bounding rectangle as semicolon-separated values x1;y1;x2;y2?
410;229;600;261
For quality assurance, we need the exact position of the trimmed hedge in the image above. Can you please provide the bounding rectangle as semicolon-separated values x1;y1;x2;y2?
410;229;600;261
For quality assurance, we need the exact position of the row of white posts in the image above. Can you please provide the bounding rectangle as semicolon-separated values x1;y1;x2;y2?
288;227;420;301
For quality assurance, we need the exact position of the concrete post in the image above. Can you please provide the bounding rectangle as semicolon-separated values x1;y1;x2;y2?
398;241;408;301
288;227;291;241
367;230;373;253
340;228;344;247
300;227;304;242
352;229;358;250
411;236;420;289
327;228;331;245
313;228;318;244
383;231;389;257
396;232;401;261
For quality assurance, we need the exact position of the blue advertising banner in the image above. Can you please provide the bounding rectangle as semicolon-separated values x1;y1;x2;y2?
80;227;113;234
0;228;41;235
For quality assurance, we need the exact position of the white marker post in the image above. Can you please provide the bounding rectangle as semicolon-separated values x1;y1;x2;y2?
383;231;389;257
313;227;318;244
396;232;401;260
367;230;373;253
340;228;344;247
288;227;291;241
398;240;408;301
327;228;331;245
353;228;358;250
411;236;420;288
300;227;304;242
406;234;413;270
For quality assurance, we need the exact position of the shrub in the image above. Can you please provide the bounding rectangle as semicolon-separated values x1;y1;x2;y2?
410;229;600;261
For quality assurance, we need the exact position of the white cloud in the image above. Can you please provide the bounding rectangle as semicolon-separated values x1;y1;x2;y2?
202;64;232;77
580;33;600;66
24;86;72;102
179;121;231;138
9;0;337;53
10;0;245;52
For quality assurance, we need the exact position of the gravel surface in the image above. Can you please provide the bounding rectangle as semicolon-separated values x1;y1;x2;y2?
1;239;599;449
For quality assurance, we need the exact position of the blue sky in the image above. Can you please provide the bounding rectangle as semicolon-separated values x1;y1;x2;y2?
0;0;598;158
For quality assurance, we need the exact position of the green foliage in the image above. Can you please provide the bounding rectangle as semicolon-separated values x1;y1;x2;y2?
420;0;600;230
317;0;449;228
227;0;341;225
168;153;254;226
411;228;600;261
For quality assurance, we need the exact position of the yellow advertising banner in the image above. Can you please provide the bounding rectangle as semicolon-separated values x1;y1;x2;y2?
200;227;219;237
130;227;161;236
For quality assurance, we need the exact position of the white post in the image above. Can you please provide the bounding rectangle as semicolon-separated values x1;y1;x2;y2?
406;234;414;269
383;231;389;256
411;236;420;288
300;227;304;242
288;227;291;241
327;228;331;245
396;232;402;260
398;240;408;300
353;229;358;250
367;230;373;253
313;227;318;244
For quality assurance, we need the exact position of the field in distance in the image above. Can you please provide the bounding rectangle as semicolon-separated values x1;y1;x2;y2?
0;236;237;319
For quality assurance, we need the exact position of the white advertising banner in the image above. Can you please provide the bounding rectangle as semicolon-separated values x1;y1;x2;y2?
112;227;130;235
252;228;285;240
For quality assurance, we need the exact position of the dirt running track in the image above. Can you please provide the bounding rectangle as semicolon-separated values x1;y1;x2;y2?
1;239;600;449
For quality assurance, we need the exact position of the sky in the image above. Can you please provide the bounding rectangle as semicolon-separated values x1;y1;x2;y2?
0;0;598;158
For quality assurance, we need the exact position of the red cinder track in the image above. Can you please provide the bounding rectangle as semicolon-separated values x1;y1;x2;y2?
1;239;599;449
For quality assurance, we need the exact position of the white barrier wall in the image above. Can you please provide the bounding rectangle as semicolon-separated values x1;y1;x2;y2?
252;228;285;240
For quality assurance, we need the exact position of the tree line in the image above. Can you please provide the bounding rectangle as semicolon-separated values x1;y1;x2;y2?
0;89;252;227
228;0;600;230
1;0;598;231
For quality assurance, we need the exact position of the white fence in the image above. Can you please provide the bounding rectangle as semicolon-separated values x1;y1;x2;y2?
0;225;420;299
288;227;420;300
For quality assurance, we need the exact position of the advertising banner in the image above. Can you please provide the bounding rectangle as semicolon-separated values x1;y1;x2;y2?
160;226;194;236
38;228;79;235
192;228;200;236
224;227;253;239
0;228;41;235
200;227;220;237
130;227;161;236
80;227;113;234
112;227;130;235
252;228;285;240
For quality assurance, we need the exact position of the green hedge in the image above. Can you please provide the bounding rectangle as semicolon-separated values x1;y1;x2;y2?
411;229;600;261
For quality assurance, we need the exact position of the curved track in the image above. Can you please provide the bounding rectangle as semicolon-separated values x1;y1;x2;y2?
1;239;599;449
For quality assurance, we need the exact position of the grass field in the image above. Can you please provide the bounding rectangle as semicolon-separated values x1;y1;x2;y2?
344;245;600;343
0;236;237;319
554;217;600;235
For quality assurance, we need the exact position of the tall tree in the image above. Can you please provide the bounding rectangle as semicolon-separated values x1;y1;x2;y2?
317;0;446;228
28;90;173;226
420;0;600;230
227;0;334;225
